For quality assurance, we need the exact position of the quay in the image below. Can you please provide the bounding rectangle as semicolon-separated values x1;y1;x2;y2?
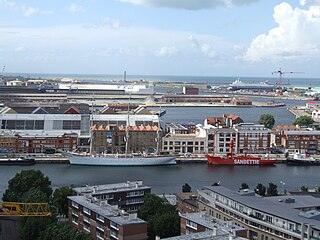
288;106;311;118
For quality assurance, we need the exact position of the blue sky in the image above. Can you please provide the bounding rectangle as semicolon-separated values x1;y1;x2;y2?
1;0;320;77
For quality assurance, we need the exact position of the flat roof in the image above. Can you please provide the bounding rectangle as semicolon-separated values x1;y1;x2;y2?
73;181;151;195
68;196;146;225
201;186;320;230
181;212;245;232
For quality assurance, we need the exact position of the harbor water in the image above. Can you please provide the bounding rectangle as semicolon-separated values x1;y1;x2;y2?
1;163;319;197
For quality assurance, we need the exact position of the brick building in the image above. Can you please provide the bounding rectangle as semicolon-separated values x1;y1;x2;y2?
0;131;17;153
68;195;147;240
281;130;320;154
91;124;160;154
234;123;271;154
16;133;78;153
176;192;198;214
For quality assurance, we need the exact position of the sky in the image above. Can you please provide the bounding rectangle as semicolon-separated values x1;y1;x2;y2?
1;0;320;77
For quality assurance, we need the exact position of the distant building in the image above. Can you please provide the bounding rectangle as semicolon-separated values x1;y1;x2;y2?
182;87;199;95
68;195;147;240
231;98;252;106
271;125;301;147
73;181;151;213
0;131;17;153
306;101;320;109
198;186;320;240
312;108;320;120
205;114;243;128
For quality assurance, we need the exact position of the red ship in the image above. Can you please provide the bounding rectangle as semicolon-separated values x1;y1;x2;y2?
206;139;276;165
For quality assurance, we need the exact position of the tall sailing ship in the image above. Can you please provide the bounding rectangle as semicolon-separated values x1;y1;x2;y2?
68;110;176;166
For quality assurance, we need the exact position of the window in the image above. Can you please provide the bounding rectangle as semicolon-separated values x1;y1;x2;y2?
110;230;119;239
83;223;90;232
72;216;78;225
83;215;90;224
97;231;104;240
71;201;78;209
97;214;104;223
186;220;197;230
97;222;104;231
110;221;119;230
127;190;144;197
83;207;91;215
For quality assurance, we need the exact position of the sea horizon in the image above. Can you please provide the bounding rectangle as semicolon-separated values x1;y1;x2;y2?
3;72;320;87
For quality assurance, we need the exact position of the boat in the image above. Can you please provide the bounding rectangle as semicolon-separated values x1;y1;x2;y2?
68;107;176;166
206;139;276;165
0;156;35;165
286;154;320;165
68;154;176;166
228;78;275;92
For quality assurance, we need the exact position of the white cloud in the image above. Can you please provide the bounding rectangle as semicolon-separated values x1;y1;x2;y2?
68;3;85;13
118;0;259;10
14;46;25;52
0;0;15;8
244;2;320;62
155;46;178;57
300;0;320;6
0;0;52;17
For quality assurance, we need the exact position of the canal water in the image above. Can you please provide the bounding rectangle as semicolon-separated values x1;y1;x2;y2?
1;163;319;197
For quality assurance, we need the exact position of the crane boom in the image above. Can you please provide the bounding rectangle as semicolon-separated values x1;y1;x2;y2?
272;69;304;94
0;202;51;217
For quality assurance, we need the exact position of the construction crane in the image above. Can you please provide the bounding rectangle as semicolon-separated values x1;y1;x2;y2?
272;69;304;94
0;202;51;217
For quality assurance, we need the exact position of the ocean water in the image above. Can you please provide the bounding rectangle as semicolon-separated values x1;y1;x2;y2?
8;73;320;88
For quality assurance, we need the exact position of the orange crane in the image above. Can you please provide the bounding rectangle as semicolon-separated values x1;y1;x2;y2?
0;202;51;217
272;69;304;95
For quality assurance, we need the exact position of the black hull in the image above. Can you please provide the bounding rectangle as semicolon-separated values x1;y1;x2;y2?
286;159;320;166
0;159;35;166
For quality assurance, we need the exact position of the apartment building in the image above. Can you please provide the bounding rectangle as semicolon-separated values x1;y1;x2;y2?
208;127;238;154
234;123;271;153
90;124;159;154
73;181;151;213
198;186;320;240
162;212;247;240
68;195;147;240
281;130;320;154
162;123;207;154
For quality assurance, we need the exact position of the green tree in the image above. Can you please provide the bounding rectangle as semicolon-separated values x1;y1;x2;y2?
240;183;249;190
2;170;52;202
138;194;179;239
52;186;74;217
259;114;275;129
267;183;278;196
212;182;220;186
293;116;314;127
182;183;192;192
37;222;94;240
255;183;266;196
300;186;309;192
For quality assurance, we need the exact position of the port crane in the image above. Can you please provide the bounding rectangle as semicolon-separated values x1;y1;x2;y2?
272;69;304;94
0;202;51;217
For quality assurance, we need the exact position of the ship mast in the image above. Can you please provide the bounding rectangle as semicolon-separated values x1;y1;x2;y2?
125;94;130;157
156;109;161;156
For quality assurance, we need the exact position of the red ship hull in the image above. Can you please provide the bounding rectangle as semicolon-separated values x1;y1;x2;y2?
206;154;276;165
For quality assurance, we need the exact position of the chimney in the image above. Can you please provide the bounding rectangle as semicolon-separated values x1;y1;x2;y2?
212;226;217;236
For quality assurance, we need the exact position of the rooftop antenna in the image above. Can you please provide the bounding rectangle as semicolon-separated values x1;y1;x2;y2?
272;68;304;95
